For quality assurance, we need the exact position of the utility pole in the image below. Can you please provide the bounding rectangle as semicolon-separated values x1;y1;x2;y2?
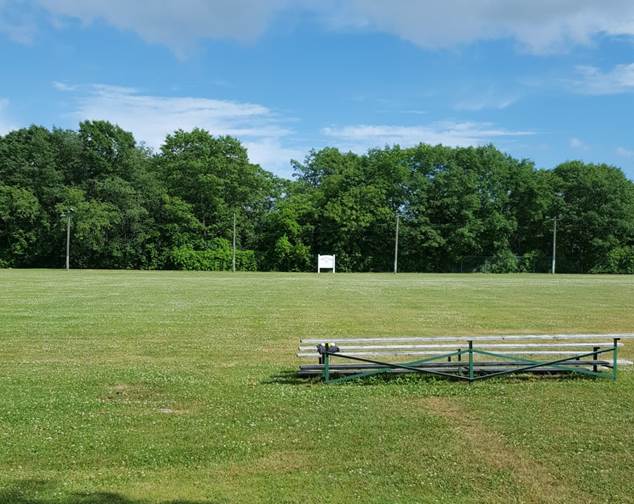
551;191;564;275
394;212;399;274
61;207;74;271
65;214;71;271
551;216;557;274
232;210;236;273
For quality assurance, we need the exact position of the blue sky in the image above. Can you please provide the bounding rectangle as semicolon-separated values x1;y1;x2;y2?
1;1;634;179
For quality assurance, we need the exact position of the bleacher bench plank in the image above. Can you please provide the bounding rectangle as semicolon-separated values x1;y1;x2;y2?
297;333;632;381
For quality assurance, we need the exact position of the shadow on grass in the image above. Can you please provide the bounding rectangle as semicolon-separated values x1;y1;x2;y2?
260;369;309;385
263;368;610;387
0;480;220;504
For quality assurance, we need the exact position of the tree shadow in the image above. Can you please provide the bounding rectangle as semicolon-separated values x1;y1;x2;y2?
0;479;221;504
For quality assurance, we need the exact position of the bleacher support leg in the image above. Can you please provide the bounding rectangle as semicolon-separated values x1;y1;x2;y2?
468;341;474;383
613;338;619;382
322;343;330;383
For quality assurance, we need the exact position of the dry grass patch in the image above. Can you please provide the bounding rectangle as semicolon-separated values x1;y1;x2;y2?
423;396;580;503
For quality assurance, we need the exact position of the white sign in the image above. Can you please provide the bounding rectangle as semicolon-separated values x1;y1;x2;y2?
317;254;336;273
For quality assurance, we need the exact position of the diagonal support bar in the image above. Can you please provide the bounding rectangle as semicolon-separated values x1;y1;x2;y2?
471;347;617;381
323;350;470;383
311;342;621;384
472;348;613;378
327;350;466;384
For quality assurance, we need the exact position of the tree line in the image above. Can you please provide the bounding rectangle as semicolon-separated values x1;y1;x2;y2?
1;121;633;273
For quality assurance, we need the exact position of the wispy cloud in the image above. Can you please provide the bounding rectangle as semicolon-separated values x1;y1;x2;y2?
0;98;16;135
54;84;538;174
569;137;589;150
616;146;634;158
321;122;533;152
454;92;518;111
52;80;79;92
57;83;304;174
0;0;37;44
399;109;428;115
572;64;634;95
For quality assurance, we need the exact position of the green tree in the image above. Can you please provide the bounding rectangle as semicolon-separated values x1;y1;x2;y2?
552;161;634;272
158;129;275;252
0;185;43;266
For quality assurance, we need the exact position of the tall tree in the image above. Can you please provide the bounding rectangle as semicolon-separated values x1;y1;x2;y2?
158;129;274;250
552;161;634;272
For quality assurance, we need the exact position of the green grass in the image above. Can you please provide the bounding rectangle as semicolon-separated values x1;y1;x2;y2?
1;270;633;503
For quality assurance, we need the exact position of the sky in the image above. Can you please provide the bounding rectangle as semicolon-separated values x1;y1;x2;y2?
1;1;634;179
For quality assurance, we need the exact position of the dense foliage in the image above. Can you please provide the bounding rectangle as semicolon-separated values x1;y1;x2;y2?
1;121;633;272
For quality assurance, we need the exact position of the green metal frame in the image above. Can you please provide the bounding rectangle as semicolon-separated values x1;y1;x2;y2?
319;338;621;384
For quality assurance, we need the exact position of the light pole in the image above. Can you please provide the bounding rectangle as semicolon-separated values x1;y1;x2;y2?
393;212;400;274
61;207;75;271
550;191;564;275
550;216;559;275
232;210;236;273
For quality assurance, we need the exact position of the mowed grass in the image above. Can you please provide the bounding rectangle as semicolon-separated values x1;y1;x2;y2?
0;270;633;504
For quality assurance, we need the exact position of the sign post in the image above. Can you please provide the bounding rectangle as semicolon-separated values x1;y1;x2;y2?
317;254;335;274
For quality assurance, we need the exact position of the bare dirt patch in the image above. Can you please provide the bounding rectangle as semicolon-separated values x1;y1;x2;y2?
157;407;190;415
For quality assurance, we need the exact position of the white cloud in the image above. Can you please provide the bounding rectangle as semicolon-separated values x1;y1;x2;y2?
60;84;304;173
54;83;535;174
569;137;588;150
572;64;634;94
37;0;301;56
0;98;16;135
5;0;632;55
616;146;634;158
321;122;533;152
340;0;634;54
243;139;305;177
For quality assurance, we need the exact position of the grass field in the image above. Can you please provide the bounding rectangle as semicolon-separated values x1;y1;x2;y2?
1;270;633;503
